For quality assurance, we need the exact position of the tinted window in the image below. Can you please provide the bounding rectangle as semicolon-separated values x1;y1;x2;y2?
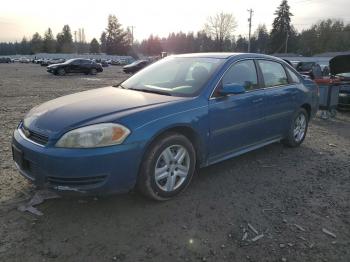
258;60;288;87
286;67;300;83
222;60;258;91
70;59;81;65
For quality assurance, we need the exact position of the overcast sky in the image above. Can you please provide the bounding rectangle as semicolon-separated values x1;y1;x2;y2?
0;0;349;42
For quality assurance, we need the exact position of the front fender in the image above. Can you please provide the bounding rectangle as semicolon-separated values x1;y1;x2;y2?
128;104;209;166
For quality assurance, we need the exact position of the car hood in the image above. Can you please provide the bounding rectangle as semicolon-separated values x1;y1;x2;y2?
23;86;184;138
329;55;350;75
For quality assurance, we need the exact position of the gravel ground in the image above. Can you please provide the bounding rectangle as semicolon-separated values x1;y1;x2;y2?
0;63;349;262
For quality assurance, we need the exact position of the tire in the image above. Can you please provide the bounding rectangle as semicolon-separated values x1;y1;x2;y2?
329;108;337;118
137;132;196;201
57;68;65;76
90;68;97;75
282;108;309;147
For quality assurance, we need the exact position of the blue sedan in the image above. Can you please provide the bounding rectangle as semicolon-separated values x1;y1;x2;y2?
12;53;319;200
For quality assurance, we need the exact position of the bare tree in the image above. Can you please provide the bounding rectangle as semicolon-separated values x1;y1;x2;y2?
205;12;237;51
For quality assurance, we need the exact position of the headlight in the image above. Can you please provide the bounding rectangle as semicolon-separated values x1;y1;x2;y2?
56;123;130;148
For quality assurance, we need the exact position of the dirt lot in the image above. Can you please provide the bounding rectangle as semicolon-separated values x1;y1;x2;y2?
0;63;349;262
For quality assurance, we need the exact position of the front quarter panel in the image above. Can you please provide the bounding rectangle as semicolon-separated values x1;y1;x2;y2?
122;97;209;166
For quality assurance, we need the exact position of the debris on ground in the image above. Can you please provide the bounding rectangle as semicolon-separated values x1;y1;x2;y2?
251;234;264;242
294;224;306;232
248;223;259;235
242;228;248;241
17;190;60;216
322;228;337;238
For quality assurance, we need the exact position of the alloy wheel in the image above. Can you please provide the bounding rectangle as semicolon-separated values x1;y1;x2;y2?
154;145;190;192
293;113;307;143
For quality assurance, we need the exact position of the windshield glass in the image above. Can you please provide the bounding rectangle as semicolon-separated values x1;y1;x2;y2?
296;62;314;71
337;72;350;77
63;59;77;64
121;57;224;97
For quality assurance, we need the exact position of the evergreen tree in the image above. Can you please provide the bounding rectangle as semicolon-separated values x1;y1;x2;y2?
42;28;56;53
89;38;100;53
140;35;162;55
103;15;130;55
20;37;31;54
255;25;270;53
235;35;248;52
100;32;107;53
56;25;74;53
270;0;293;53
31;32;43;54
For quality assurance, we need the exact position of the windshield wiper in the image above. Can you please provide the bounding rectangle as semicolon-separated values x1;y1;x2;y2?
129;88;172;96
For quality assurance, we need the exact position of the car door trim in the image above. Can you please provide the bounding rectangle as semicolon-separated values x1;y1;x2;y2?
211;116;266;137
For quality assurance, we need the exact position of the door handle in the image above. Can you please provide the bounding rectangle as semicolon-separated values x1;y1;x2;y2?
252;98;263;103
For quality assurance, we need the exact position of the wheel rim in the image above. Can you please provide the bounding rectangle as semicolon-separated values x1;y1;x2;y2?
154;145;190;192
293;113;307;143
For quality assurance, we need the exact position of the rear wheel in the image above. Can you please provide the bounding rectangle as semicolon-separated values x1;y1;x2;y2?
137;133;196;200
282;108;309;147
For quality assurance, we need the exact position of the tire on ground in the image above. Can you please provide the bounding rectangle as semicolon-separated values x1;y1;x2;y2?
137;132;196;201
282;108;309;147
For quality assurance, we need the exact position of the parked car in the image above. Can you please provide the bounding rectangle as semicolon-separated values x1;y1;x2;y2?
46;58;103;76
329;55;350;110
19;57;31;63
0;57;12;63
12;53;318;200
100;60;109;67
296;62;322;79
41;58;66;66
123;60;149;73
110;59;121;66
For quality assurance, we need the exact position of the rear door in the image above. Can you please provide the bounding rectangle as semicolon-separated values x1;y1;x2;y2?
257;60;299;137
208;60;267;163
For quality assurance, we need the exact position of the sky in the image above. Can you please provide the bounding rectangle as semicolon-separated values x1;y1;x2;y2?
0;0;349;43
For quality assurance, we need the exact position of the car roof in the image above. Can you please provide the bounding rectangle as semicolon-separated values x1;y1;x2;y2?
173;52;283;61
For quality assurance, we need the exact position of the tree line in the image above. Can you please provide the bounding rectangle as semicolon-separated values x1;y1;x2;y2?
1;0;350;57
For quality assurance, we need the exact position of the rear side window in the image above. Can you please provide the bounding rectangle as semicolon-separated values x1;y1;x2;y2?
258;60;288;87
286;67;301;83
222;60;258;91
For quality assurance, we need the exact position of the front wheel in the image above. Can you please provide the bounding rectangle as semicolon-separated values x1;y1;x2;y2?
56;68;65;76
282;108;309;147
90;68;97;75
137;133;196;200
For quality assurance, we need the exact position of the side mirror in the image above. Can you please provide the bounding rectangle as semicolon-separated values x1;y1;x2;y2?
219;84;246;95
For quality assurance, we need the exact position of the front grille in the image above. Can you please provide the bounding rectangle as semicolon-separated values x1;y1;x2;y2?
47;175;107;187
20;126;49;146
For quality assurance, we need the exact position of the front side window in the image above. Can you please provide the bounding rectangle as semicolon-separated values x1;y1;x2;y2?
258;60;288;87
121;57;224;97
222;60;259;91
286;67;301;83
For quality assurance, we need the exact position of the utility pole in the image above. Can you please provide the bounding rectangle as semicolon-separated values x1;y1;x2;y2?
247;8;253;53
285;31;289;53
129;26;135;46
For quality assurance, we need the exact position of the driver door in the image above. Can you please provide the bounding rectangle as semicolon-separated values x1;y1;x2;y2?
208;60;267;163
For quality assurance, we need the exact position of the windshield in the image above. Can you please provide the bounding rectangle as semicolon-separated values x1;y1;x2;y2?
121;56;224;97
296;62;315;71
337;72;350;77
63;59;77;64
